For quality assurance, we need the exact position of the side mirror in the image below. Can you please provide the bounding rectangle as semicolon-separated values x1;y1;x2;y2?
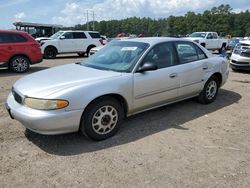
60;36;65;40
137;62;157;73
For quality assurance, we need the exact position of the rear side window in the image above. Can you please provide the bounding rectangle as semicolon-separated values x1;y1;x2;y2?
195;45;207;60
0;33;27;43
73;32;87;39
175;42;199;64
88;32;101;38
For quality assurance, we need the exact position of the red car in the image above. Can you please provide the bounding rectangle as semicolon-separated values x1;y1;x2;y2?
0;30;43;73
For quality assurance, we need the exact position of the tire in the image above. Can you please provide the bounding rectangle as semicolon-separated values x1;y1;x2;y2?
198;76;219;104
80;97;123;141
44;47;57;59
9;56;30;73
86;45;95;57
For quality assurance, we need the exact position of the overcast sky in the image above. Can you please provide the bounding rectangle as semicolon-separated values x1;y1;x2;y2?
0;0;250;29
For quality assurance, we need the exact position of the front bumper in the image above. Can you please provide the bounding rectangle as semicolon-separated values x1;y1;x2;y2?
6;94;83;135
230;54;250;70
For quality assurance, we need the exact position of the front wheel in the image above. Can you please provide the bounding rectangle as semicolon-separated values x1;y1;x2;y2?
198;76;219;104
80;97;123;141
44;47;57;59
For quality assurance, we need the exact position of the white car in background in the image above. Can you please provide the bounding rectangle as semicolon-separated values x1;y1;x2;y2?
186;32;229;53
230;40;250;71
40;30;104;58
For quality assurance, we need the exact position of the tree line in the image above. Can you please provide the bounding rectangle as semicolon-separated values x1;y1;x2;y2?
63;4;250;37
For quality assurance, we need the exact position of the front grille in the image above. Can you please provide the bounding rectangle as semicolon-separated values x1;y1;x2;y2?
12;88;23;104
241;52;250;58
231;60;249;65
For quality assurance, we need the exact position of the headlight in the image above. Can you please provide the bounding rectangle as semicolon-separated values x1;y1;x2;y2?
24;98;69;110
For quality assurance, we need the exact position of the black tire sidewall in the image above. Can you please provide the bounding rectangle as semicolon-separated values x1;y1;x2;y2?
81;97;122;141
44;47;56;59
199;76;219;104
9;56;30;73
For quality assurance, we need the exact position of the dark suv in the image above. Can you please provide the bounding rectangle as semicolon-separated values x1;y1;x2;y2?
0;30;43;73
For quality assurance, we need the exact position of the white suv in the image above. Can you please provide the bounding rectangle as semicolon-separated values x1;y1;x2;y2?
40;31;104;59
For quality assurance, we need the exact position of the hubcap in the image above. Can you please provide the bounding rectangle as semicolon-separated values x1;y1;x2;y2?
12;58;28;72
92;105;118;135
206;80;217;100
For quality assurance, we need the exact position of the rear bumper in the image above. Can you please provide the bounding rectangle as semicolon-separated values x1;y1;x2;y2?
31;58;43;65
0;62;8;68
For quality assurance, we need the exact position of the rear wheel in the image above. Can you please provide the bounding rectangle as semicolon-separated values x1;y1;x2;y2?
198;76;219;104
86;45;96;57
80;97;123;141
9;56;30;73
44;47;57;59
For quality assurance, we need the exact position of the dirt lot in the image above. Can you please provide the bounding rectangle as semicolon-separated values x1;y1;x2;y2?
0;55;250;188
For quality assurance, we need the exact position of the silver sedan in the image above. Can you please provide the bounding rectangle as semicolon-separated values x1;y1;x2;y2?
6;37;229;140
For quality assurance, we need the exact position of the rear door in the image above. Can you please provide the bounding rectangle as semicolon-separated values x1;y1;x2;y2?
133;42;180;112
174;41;208;98
73;32;87;52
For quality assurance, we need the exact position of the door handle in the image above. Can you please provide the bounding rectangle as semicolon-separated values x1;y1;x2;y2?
203;66;208;70
169;73;178;78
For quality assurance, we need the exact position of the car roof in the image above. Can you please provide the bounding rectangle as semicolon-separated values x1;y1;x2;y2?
121;37;194;46
0;30;28;34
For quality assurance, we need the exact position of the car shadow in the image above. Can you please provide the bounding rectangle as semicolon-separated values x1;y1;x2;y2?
25;89;241;156
0;66;50;77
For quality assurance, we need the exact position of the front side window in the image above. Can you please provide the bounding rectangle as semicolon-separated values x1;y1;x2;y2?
175;42;199;64
82;41;149;72
63;32;73;39
142;42;175;69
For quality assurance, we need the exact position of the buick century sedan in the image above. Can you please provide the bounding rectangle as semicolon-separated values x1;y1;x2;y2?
6;38;229;140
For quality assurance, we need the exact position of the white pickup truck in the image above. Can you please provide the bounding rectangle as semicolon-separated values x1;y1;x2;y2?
186;32;229;53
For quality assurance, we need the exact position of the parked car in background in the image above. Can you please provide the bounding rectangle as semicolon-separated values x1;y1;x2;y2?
40;30;103;59
227;37;243;51
186;32;229;53
6;37;229;140
0;30;42;73
230;40;250;71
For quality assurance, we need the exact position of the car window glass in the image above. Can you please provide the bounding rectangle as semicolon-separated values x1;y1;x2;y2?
175;42;199;64
207;33;213;39
11;34;27;42
89;32;101;38
63;32;73;39
0;33;13;43
142;42;175;69
73;32;87;39
212;33;218;39
195;45;207;60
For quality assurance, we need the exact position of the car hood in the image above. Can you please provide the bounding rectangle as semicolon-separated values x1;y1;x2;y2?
13;64;122;98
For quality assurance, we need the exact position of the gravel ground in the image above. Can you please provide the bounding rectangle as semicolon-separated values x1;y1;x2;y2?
0;54;250;188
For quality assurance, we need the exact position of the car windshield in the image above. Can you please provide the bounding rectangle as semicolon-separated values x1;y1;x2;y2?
50;31;64;39
82;41;149;72
190;32;206;38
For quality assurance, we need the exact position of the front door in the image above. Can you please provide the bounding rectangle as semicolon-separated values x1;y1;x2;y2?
133;42;179;112
59;32;77;53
